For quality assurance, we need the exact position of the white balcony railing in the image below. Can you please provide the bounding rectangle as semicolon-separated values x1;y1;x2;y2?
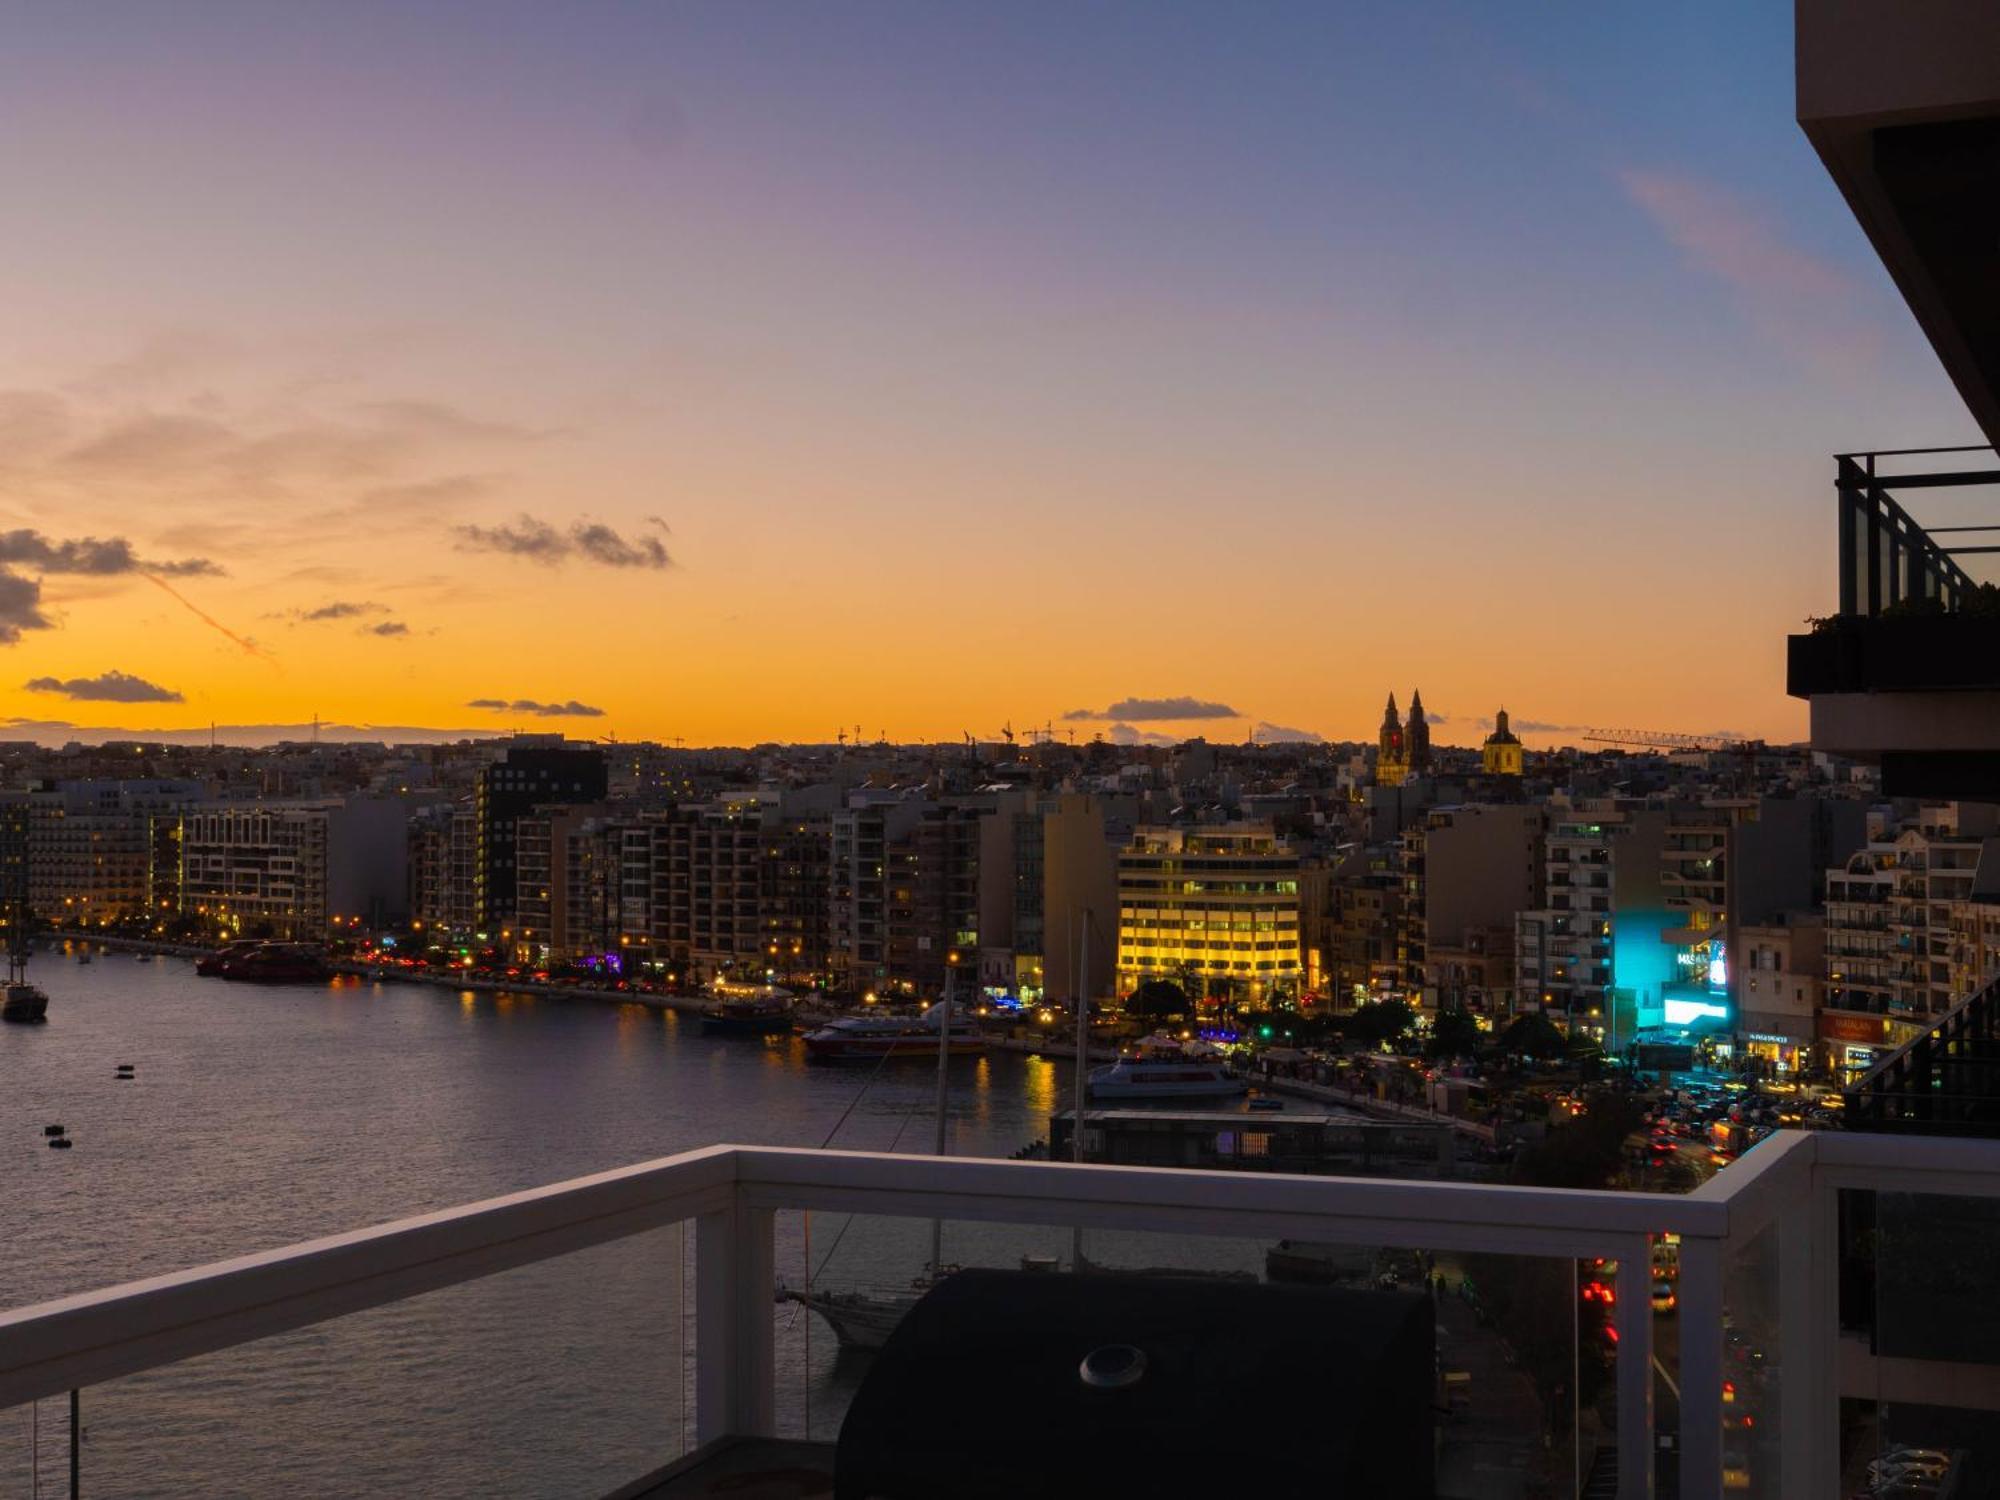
7;1131;2000;1498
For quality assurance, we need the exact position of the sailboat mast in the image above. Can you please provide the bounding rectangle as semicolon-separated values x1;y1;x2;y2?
1073;912;1089;1165
930;959;953;1273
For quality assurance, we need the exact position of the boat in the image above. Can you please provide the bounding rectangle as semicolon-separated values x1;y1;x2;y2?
777;1274;936;1352
700;980;796;1036
1088;1035;1245;1100
217;943;330;984
1;981;48;1024
196;940;263;977
802;1001;982;1061
785;986;977;1346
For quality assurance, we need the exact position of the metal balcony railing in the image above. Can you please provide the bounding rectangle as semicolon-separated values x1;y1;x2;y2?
1836;446;2000;617
1846;973;2000;1134
9;1135;2000;1499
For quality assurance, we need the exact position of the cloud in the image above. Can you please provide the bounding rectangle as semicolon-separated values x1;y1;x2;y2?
1106;722;1180;747
1509;719;1588;735
25;670;183;703
0;529;218;577
1616;166;1883;374
466;697;605;718
0;718;503;747
455;514;673;570
1252;721;1325;744
571;521;671;569
296;600;382;622
365;621;410;637
0;573;52;644
1063;695;1239;722
1426;711;1448;724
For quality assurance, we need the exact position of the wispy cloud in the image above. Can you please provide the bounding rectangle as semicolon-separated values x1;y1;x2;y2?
294;600;382;622
0;528;217;577
1105;722;1180;747
1063;695;1239;722
365;620;410;637
455;514;672;570
25;669;183;703
466;696;605;718
1616;166;1884;374
1252;721;1324;744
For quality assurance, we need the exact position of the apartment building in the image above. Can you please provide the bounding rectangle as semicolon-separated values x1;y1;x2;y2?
1516;806;1672;1043
1822;804;2000;1074
472;743;608;931
178;795;412;940
1397;803;1544;1010
26;779;203;926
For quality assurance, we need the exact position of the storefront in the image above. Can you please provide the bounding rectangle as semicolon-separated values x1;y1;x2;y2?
1740;1030;1806;1075
1818;1011;1890;1081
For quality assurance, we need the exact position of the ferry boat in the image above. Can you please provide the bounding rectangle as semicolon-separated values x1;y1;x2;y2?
699;980;796;1036
1088;1034;1245;1100
802;1002;983;1061
216;943;330;984
196;940;263;977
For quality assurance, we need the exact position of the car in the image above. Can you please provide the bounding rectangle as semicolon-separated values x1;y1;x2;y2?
1869;1454;1951;1484
1879;1448;1950;1468
1652;1280;1677;1314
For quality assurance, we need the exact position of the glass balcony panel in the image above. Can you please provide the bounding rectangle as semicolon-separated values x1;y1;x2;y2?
0;1225;691;1499
773;1210;1617;1499
1844;1188;2000;1496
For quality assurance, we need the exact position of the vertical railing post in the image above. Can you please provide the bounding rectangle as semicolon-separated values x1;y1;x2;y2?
695;1202;776;1445
1613;1234;1656;1500
1679;1236;1726;1500
1779;1151;1838;1500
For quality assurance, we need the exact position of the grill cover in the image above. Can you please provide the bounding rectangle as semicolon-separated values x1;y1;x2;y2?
835;1267;1435;1499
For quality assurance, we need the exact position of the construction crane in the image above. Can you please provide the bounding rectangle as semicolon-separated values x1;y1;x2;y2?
1582;728;1762;754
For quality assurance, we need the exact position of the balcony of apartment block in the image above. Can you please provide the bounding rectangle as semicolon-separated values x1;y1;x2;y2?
24;1133;2000;1498
1787;447;2000;795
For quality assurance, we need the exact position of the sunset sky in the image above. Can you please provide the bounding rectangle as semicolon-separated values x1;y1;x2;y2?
0;2;1978;748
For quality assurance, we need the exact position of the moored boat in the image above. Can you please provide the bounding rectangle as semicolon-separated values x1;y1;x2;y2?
776;1277;932;1351
699;980;796;1035
196;940;263;977
218;943;330;984
803;1002;982;1061
1;981;48;1024
1089;1034;1245;1100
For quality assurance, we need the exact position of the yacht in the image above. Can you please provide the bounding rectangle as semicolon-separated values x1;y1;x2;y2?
1089;1034;1245;1100
802;1001;982;1061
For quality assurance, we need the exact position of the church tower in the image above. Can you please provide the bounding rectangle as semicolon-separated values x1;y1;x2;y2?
1377;692;1409;787
1482;707;1525;776
1407;689;1432;776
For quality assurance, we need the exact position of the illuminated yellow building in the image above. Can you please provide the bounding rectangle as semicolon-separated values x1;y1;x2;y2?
1481;708;1525;777
1117;823;1302;1003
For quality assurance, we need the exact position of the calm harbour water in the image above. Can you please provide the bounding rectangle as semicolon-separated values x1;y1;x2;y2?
0;950;1109;1498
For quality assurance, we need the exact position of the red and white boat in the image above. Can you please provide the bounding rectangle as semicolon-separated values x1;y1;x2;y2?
803;1002;983;1061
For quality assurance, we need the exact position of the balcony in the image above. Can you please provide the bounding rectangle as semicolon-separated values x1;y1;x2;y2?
11;1136;2000;1497
1787;447;2000;796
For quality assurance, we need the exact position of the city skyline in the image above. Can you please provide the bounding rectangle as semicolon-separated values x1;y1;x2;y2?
0;3;1981;748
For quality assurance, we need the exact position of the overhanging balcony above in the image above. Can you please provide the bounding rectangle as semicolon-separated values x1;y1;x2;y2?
1787;447;2000;795
1800;1;2000;448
